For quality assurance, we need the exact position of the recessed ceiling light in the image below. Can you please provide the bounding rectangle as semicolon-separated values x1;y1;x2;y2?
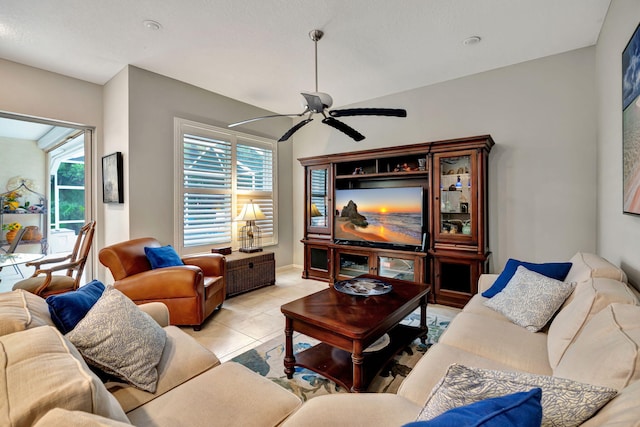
143;20;162;31
463;36;482;46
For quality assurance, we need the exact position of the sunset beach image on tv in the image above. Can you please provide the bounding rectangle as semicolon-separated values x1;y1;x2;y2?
334;187;423;246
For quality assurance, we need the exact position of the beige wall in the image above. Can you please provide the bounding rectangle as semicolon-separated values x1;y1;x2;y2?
292;47;598;272
5;15;639;284
596;0;640;286
0;58;103;277
121;66;295;267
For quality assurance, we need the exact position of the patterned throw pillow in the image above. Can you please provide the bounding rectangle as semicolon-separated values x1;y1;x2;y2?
484;266;576;332
66;286;167;392
404;388;542;427
482;259;572;298
418;364;617;427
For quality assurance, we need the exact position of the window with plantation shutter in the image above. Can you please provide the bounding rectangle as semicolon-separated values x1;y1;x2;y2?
175;119;277;253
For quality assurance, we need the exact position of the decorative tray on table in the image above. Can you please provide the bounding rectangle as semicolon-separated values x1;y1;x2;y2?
334;277;393;296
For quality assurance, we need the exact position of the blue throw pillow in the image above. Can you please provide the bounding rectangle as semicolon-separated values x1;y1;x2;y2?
144;245;184;269
46;279;105;334
403;388;543;427
482;259;572;298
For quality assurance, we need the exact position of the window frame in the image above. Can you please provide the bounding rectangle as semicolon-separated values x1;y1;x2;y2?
174;118;278;255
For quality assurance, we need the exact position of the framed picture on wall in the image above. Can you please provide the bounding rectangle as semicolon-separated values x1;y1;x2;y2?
102;152;124;203
622;22;640;215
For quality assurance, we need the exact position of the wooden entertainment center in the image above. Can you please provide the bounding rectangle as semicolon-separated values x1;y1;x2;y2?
299;135;494;308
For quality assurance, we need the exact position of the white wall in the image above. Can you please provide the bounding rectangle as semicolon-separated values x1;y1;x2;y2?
596;0;640;286
0;58;103;275
121;66;296;266
292;47;598;272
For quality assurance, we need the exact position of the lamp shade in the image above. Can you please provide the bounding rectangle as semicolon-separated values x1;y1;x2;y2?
235;202;266;222
310;203;322;217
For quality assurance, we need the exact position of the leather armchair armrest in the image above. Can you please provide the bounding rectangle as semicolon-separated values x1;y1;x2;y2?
182;253;226;277
114;265;204;301
138;302;170;327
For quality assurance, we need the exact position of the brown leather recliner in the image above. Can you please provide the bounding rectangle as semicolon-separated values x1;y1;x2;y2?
98;237;226;330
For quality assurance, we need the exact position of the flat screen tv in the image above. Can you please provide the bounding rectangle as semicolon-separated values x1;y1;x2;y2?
334;186;424;250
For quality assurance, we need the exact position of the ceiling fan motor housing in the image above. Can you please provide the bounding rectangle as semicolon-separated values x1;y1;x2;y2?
302;92;333;112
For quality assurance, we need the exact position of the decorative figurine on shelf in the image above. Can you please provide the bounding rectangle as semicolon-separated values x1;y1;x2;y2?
28;204;45;213
3;191;21;212
393;164;401;172
402;163;412;171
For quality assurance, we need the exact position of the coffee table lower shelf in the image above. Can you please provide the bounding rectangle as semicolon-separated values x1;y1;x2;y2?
292;324;425;392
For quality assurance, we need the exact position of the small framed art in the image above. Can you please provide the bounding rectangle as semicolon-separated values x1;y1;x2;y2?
102;152;124;203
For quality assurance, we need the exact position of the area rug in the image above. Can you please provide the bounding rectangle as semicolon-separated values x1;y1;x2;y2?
231;305;457;401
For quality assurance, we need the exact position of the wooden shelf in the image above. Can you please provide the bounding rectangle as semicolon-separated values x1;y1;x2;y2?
292;324;426;391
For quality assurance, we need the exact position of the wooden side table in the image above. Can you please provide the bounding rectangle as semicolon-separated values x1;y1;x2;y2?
225;251;275;297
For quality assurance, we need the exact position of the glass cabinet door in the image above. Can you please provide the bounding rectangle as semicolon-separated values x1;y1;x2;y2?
435;152;475;242
377;256;415;282
337;252;370;278
307;165;331;234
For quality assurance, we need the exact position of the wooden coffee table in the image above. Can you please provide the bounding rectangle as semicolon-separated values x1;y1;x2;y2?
281;274;430;392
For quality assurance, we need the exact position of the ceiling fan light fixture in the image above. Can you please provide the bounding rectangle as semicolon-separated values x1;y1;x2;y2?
143;20;162;31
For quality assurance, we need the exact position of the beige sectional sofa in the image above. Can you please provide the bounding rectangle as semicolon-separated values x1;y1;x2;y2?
282;252;640;426
2;252;639;426
0;290;301;427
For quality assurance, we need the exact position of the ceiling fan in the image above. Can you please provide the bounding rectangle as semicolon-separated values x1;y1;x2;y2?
228;29;407;142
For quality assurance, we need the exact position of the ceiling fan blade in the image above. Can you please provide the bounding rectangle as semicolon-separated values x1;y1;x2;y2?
329;108;407;118
321;117;365;142
278;118;314;142
228;111;307;128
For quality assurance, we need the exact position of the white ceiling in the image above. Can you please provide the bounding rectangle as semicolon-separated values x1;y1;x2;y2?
0;0;611;119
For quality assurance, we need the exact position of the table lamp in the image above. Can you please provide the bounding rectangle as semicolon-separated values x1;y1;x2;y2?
236;201;266;253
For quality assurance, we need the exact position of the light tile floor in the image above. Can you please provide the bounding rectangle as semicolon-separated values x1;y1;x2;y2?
180;266;328;362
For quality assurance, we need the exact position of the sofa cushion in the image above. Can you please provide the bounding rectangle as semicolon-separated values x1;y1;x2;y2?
547;278;638;368
418;364;617;427
397;342;535;407
580;379;640;427
0;326;129;426
405;388;543;427
484;266;575;332
144;244;184;269
437;312;552;375
0;289;54;336
127;362;302;427
282;394;421;427
461;293;513;320
108;325;220;413
564;252;627;284
482;259;572;298
34;408;132;426
554;303;640;390
67;286;167;393
46;279;105;333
